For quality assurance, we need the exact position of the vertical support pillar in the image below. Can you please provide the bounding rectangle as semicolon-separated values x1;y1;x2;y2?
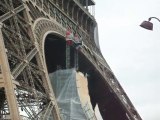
62;0;64;10
74;50;79;70
86;0;88;10
66;44;70;68
67;0;70;15
0;23;20;119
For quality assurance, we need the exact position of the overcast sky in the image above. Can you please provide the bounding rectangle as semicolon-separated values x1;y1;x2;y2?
95;0;160;120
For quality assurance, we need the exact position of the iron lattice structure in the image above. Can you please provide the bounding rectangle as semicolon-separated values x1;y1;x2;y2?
0;0;142;120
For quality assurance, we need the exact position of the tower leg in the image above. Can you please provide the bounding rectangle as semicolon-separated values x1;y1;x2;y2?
0;23;20;120
66;44;70;69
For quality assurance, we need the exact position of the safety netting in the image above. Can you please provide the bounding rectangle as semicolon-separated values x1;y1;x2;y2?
49;69;97;120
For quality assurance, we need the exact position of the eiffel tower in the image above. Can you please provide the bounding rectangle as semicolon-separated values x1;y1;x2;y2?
0;0;142;120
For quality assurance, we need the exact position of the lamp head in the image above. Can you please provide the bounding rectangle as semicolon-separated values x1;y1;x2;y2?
140;20;153;30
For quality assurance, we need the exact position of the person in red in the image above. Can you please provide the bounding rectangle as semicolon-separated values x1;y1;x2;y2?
66;28;74;46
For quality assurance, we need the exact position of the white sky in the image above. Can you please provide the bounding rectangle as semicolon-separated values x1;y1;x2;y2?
95;0;160;120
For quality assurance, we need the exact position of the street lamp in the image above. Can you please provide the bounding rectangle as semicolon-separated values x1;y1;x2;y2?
140;17;160;30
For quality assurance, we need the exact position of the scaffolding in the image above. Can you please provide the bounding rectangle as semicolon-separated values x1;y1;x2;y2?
49;69;97;120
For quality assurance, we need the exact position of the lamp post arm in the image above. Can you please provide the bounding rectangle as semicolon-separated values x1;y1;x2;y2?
148;17;160;22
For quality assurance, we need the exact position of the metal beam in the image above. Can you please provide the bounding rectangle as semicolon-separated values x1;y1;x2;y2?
12;47;38;79
0;23;20;120
0;5;25;22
